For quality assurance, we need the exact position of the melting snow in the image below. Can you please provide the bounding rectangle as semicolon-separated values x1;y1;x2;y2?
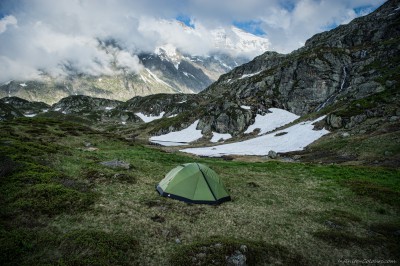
181;116;329;157
210;132;232;143
239;71;261;79
19;83;27;87
150;120;203;145
135;111;165;123
245;108;299;135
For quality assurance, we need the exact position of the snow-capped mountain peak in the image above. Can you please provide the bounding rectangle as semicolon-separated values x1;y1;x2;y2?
155;44;181;69
211;26;270;56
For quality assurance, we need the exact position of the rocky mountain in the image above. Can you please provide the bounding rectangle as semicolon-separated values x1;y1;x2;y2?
0;22;268;105
185;0;400;135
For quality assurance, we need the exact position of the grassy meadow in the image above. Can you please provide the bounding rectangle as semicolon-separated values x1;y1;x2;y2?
0;117;399;265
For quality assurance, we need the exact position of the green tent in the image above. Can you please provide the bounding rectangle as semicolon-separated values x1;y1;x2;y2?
156;163;231;205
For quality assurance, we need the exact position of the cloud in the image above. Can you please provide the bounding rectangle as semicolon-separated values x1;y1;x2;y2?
0;0;386;83
0;15;17;33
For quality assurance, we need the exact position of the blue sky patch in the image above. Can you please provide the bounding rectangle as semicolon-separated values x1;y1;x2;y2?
176;14;194;28
233;20;266;36
279;0;296;12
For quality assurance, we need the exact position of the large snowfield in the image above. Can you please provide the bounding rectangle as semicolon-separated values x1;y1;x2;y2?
149;108;329;156
181;116;329;156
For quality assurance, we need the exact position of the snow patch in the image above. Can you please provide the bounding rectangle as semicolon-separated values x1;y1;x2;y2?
135;111;165;123
245;108;299;135
239;71;261;79
181;116;329;157
150;120;203;145
24;113;37;117
211;132;232;143
105;107;115;110
54;108;61;111
19;83;27;87
240;105;251;110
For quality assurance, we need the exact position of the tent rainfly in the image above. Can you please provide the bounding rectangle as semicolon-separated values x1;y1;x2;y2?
156;163;231;205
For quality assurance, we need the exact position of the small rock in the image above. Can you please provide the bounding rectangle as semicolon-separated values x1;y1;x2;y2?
274;132;288;137
197;253;206;259
327;114;342;129
384;151;393;156
100;159;130;170
214;243;223;248
239;245;248;253
358;130;366;134
84;147;98;152
83;141;92;147
226;250;246;266
389;116;398;122
293;155;302;160
150;214;165;223
175;238;181;244
268;150;277;159
341;132;350;137
325;220;342;229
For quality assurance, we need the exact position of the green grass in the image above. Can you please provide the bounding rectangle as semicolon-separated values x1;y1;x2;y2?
1;118;399;265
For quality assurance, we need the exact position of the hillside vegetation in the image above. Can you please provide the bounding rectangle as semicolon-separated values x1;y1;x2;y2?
1;118;399;265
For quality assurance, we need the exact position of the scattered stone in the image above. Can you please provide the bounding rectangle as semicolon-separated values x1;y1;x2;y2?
281;157;295;162
325;220;343;229
83;141;92;147
226;250;246;266
384;151;393;156
214;243;223;248
274;132;288;137
197;253;206;259
341;132;350;137
150;215;165;223
327;114;342;129
247;181;260;188
358;130;366;134
100;159;130;169
84;147;98;152
268;150;277;159
293;155;302;160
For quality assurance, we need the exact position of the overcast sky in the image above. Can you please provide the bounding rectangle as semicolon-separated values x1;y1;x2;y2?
0;0;386;83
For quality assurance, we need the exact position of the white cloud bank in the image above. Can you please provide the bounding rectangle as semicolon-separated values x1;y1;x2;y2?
0;0;386;83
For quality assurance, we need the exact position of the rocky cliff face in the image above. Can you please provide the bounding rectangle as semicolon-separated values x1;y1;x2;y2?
205;0;398;110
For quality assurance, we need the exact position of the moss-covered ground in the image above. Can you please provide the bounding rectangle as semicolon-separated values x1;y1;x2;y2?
0;117;399;265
